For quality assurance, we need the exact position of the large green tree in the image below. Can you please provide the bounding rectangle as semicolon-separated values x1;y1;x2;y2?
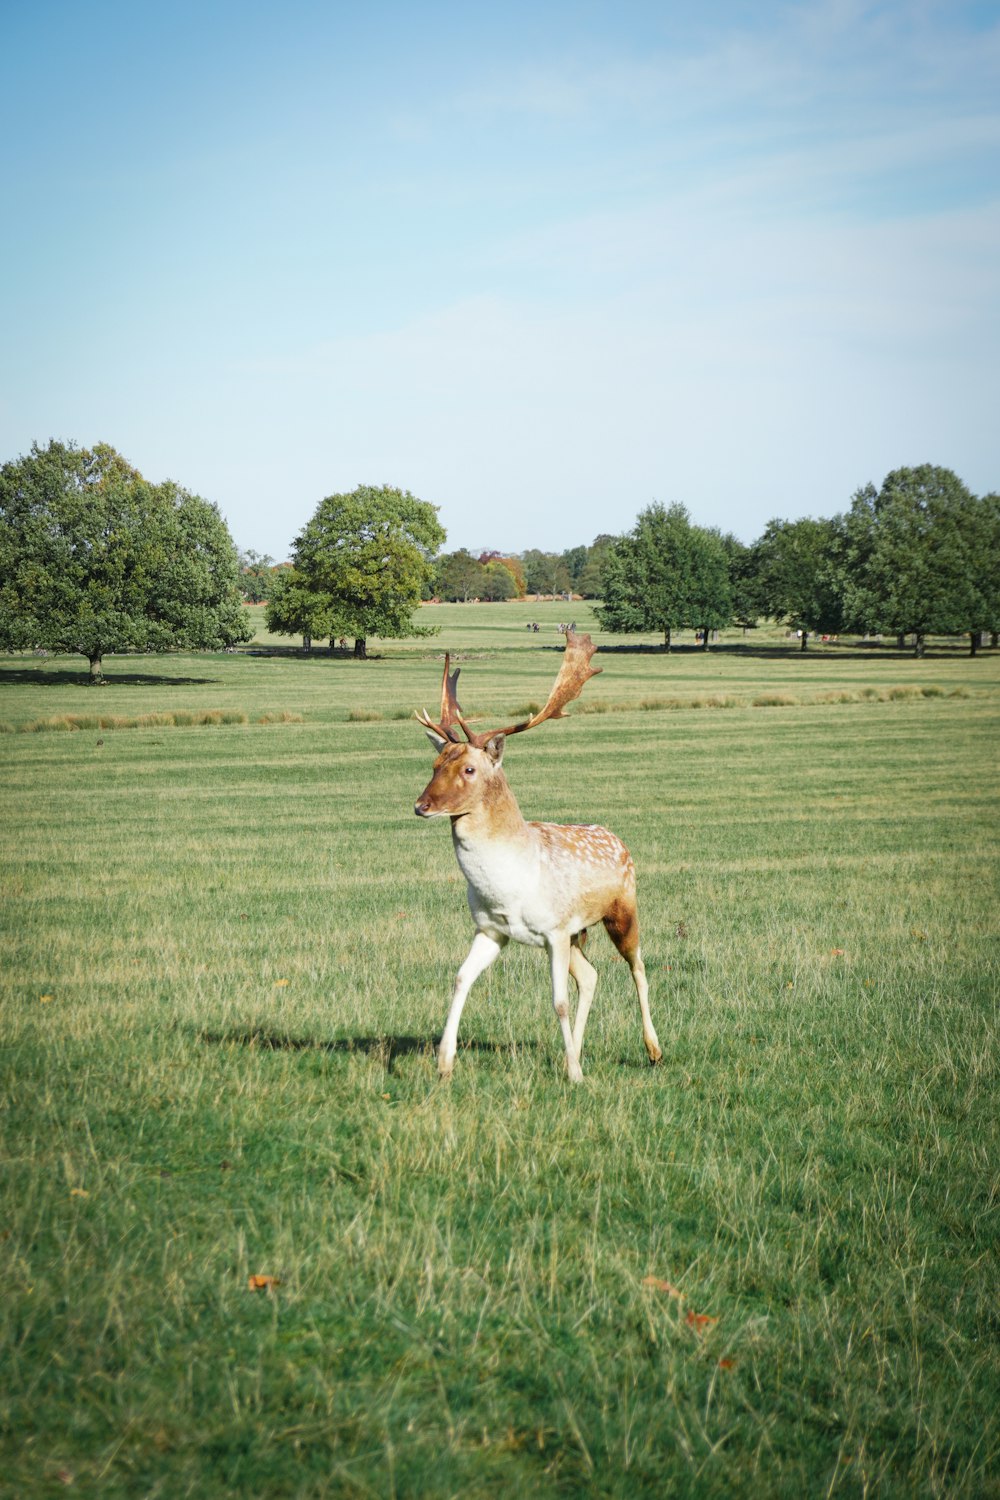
0;440;250;679
753;516;844;650
598;502;732;650
836;466;994;655
290;484;445;658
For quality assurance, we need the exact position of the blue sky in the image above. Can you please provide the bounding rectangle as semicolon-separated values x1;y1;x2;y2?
2;0;997;561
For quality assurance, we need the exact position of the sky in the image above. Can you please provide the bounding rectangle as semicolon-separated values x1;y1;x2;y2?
1;0;998;562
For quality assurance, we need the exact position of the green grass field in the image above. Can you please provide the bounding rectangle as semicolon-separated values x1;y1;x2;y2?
2;605;998;1497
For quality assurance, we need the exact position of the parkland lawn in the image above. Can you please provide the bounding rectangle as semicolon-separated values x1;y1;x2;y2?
1;602;998;1497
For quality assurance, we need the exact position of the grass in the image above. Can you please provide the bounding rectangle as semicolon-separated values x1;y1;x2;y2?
1;608;998;1496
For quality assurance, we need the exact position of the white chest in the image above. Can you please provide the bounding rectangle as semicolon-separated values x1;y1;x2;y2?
453;834;552;947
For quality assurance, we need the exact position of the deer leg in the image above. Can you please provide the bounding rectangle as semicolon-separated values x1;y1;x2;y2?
603;901;662;1064
569;935;598;1063
438;930;507;1079
547;933;584;1083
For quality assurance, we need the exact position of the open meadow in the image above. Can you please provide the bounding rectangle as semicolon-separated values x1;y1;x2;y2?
1;603;998;1497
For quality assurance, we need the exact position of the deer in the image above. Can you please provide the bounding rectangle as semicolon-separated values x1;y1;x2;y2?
414;630;662;1082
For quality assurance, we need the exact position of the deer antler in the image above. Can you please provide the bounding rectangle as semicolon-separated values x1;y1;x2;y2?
416;655;469;743
417;630;601;748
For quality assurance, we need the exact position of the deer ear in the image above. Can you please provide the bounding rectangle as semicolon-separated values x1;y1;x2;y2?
425;727;449;753
485;733;505;765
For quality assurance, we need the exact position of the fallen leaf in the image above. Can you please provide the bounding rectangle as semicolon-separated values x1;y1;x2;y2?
686;1310;719;1332
274;979;290;987
248;1274;280;1291
40;994;54;1003
830;948;845;957
642;1275;683;1298
718;1358;735;1370
70;1188;89;1198
911;928;928;941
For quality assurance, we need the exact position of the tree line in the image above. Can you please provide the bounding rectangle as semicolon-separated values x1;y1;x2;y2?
263;464;997;658
596;467;998;657
2;442;997;676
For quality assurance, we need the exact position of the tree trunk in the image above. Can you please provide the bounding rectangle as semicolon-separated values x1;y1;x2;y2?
914;633;925;657
701;624;709;650
354;637;367;659
88;653;104;682
663;626;671;651
969;632;978;657
302;634;311;651
897;633;907;649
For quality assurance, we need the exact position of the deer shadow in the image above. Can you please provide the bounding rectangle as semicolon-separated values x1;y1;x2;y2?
196;1027;537;1073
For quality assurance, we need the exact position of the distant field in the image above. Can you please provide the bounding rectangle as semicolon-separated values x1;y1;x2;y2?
1;610;998;1496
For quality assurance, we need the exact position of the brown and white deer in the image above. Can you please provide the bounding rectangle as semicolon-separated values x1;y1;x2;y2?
414;630;662;1082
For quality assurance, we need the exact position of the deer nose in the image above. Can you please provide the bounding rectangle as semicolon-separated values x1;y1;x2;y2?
414;797;430;817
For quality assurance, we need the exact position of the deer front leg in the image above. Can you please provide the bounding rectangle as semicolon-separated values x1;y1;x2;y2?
438;930;506;1079
548;933;584;1083
569;938;598;1063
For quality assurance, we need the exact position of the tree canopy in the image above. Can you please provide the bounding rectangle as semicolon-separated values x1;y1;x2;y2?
835;466;993;654
752;516;844;649
288;484;446;657
0;440;250;678
598;502;732;649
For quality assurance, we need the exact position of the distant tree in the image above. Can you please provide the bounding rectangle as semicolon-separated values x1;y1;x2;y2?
435;549;487;602
0;439;250;680
576;535;615;598
753;516;843;649
560;545;588;591
719;532;759;632
964;491;1000;654
497;555;526;596
598;503;732;649
480;560;519;601
239;549;276;603
290;484;445;658
265;566;341;650
521;548;570;596
836;466;991;655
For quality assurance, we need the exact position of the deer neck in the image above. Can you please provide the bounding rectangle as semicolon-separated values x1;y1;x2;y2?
450;769;529;849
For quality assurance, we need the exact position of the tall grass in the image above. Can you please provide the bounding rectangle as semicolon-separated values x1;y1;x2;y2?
1;620;998;1496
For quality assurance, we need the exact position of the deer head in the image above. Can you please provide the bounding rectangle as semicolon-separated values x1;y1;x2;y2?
414;629;601;820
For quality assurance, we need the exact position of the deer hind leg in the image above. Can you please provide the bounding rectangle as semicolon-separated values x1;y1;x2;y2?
569;933;598;1063
603;899;662;1064
547;932;584;1083
438;930;507;1079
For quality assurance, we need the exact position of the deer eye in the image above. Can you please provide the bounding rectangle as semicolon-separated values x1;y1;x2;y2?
463;765;476;778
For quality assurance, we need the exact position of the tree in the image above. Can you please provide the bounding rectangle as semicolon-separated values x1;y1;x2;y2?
598;502;732;649
0;440;251;679
520;548;570;596
435;549;487;602
964;492;1000;654
239;549;276;603
719;532;759;632
576;535;615;598
265;566;341;649
753;516;843;649
480;560;519;601
836;466;990;655
290;484;445;658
